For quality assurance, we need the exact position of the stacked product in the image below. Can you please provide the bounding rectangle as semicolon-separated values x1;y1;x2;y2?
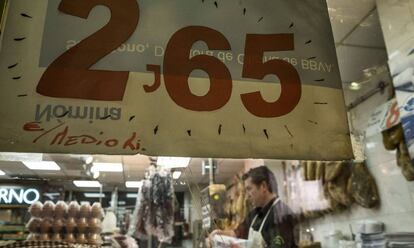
26;201;104;246
135;166;175;243
360;232;386;248
385;233;414;247
357;221;386;248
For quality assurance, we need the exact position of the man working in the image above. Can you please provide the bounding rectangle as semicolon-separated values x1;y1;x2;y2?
209;166;297;248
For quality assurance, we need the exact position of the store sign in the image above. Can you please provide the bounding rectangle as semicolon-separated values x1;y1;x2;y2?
0;0;352;160
0;186;40;205
365;98;400;137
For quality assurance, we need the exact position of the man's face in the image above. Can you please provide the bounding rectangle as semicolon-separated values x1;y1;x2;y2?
245;177;265;208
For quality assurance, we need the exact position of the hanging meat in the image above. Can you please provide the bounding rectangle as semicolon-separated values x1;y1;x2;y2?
136;168;175;243
315;161;325;181
224;174;250;230
382;124;403;150
382;123;414;181
307;161;317;181
325;161;344;182
323;182;342;213
396;141;414;181
326;161;353;207
301;161;308;180
349;162;380;208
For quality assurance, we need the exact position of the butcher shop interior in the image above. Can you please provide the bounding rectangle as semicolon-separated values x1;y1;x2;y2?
1;0;414;248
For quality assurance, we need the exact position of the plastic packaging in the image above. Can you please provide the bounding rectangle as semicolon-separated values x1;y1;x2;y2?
66;217;76;233
54;201;68;218
77;233;87;244
52;218;64;233
67;201;80;217
65;233;76;243
39;233;49;241
102;209;117;233
26;218;41;233
79;202;91;218
91;202;104;219
88;233;102;246
40;218;52;233
77;217;88;233
26;233;40;241
28;202;43;218
51;233;62;242
42;201;55;218
88;218;102;233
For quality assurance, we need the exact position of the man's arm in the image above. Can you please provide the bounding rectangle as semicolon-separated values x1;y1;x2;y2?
208;212;251;247
207;229;236;248
210;229;237;238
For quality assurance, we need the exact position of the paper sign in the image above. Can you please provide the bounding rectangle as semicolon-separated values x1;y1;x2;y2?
0;0;352;160
0;0;8;51
388;55;414;158
365;98;400;137
377;0;414;163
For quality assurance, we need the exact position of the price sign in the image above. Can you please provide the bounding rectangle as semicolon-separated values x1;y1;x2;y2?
0;0;352;160
366;98;401;137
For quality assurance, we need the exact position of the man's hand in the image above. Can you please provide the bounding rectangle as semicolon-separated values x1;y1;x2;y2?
207;229;222;248
207;229;237;248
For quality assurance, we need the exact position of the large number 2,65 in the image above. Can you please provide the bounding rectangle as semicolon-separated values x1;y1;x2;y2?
37;0;301;118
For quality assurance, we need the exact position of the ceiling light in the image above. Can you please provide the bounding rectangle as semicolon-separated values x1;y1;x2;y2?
157;157;191;168
127;193;138;198
85;156;94;164
92;171;100;179
125;181;143;188
73;180;101;188
23;161;60;171
84;193;105;198
0;170;6;176
0;153;42;162
43;193;60;196
43;193;59;199
349;82;361;91
172;171;182;179
91;163;123;172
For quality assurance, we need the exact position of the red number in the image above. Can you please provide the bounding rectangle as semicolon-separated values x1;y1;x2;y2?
36;0;139;101
163;26;232;111
386;102;400;128
143;65;161;93
241;34;301;117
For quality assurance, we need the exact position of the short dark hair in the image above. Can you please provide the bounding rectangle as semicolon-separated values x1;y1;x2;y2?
242;166;278;193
